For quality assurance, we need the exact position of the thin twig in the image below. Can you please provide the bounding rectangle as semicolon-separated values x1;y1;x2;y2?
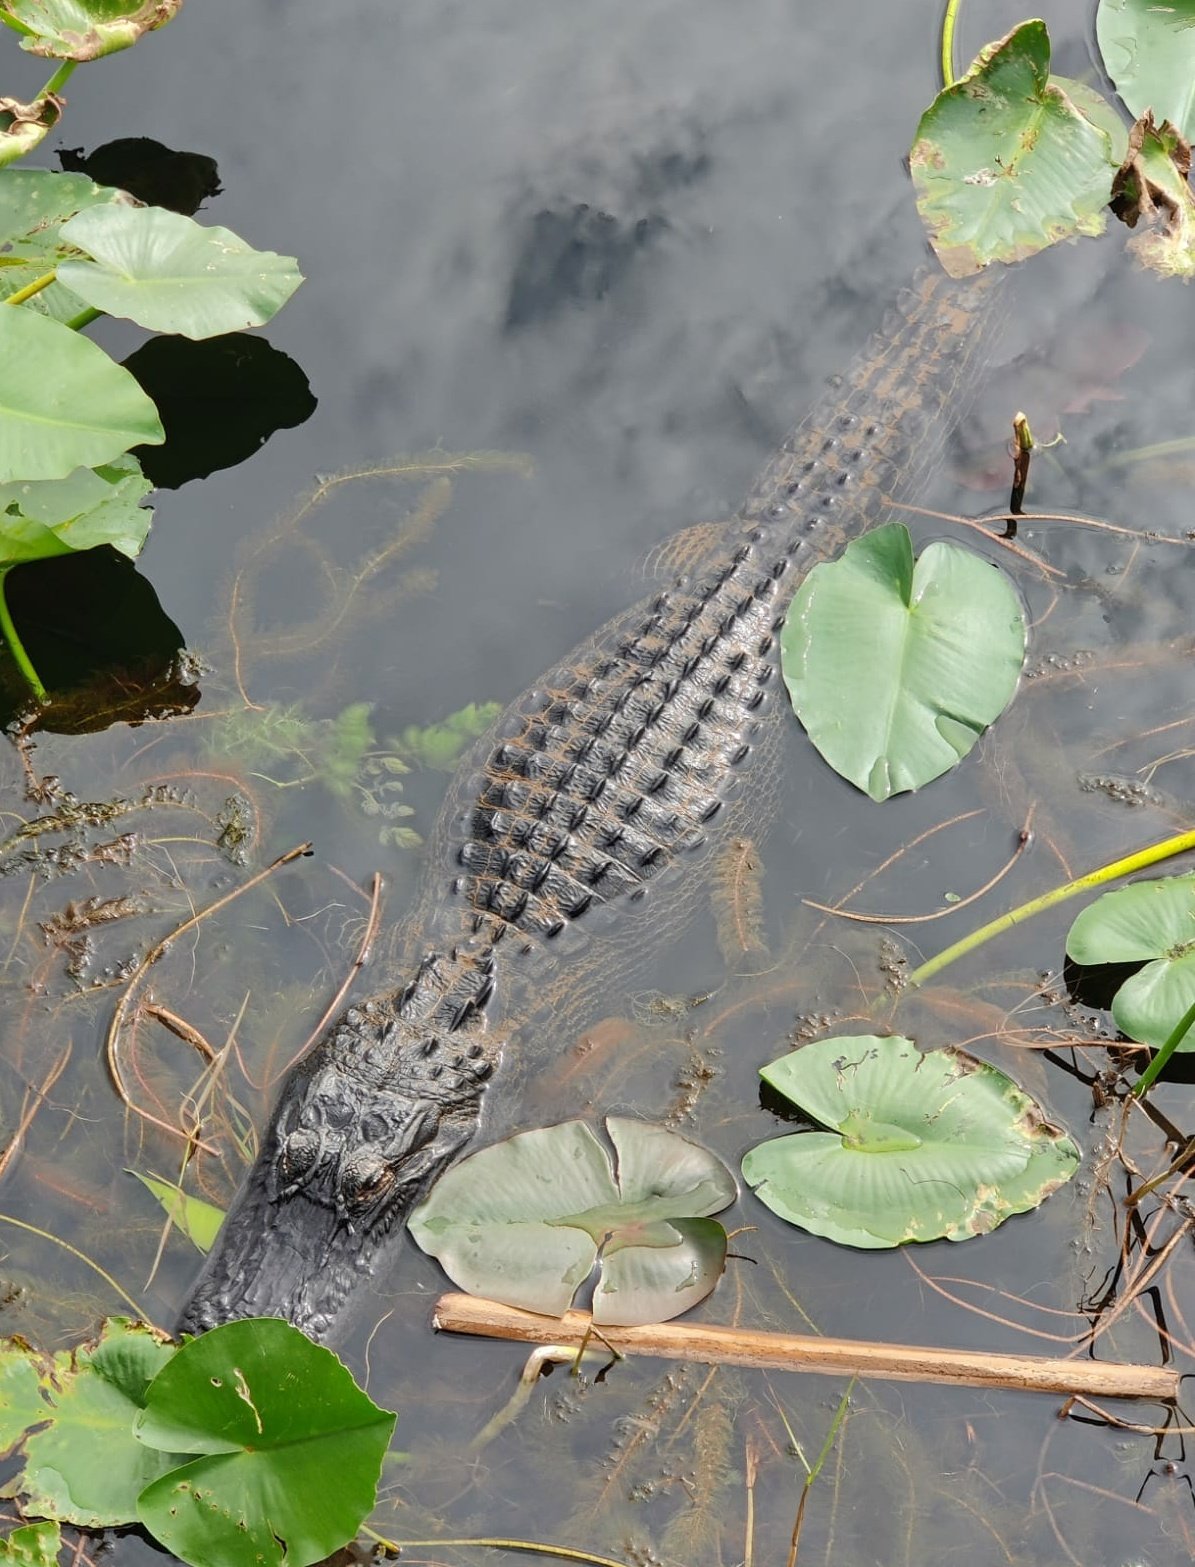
0;1043;71;1181
106;842;312;1148
274;871;383;1082
805;809;1032;925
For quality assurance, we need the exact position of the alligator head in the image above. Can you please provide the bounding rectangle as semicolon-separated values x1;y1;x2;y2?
178;996;494;1341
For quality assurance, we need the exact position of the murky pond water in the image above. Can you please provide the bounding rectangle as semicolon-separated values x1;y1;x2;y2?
4;1;1195;1563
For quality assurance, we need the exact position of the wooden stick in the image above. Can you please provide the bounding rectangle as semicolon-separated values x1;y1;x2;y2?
433;1293;1179;1403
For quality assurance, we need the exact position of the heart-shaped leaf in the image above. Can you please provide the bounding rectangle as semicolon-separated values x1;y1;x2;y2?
409;1116;736;1324
742;1035;1078;1247
781;523;1025;801
1067;874;1195;1051
910;21;1119;275
134;1319;395;1567
58;206;303;339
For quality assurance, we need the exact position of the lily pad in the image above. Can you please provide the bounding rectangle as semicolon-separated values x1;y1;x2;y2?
780;523;1025;801
1097;0;1195;142
0;1521;61;1567
0;1318;184;1527
409;1116;737;1325
742;1035;1079;1248
135;1319;395;1567
1;0;183;61
58;206;303;339
0;307;163;481
129;1170;225;1253
0;453;153;566
0;168;128;322
1067;875;1195;1052
910;20;1118;275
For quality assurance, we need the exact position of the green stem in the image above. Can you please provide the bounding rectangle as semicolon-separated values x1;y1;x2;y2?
63;305;102;331
38;58;77;99
0;568;47;704
1133;997;1195;1098
940;0;963;87
907;828;1195;988
1097;433;1195;473
5;269;56;306
0;12;35;36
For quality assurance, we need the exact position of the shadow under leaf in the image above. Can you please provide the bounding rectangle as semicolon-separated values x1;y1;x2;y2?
0;548;199;734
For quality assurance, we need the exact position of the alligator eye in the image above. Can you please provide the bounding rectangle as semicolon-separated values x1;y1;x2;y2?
342;1152;393;1208
279;1128;320;1182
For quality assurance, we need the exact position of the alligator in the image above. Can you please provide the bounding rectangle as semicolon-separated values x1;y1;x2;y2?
179;264;1006;1341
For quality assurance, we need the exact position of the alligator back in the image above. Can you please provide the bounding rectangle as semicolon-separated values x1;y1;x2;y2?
179;265;1007;1339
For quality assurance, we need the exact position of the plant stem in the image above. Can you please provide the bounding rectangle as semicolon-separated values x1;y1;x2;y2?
0;568;46;704
1133;997;1195;1098
907;828;1195;988
38;59;77;98
0;12;35;36
63;306;102;331
940;0;963;86
5;269;57;306
360;1530;626;1567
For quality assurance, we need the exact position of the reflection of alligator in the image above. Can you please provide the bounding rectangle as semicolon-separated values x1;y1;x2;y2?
180;267;1005;1341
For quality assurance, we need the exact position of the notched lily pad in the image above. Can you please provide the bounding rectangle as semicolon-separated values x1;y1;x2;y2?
134;1318;395;1567
0;1317;183;1527
409;1116;737;1324
910;20;1118;275
780;523;1025;801
742;1035;1079;1247
1067;874;1195;1052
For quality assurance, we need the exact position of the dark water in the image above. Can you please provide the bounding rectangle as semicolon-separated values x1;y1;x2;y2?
4;1;1195;1563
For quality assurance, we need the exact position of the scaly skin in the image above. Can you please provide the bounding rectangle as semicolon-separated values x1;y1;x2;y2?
179;266;1006;1340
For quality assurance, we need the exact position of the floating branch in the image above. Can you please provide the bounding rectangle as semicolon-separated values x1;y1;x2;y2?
433;1293;1179;1402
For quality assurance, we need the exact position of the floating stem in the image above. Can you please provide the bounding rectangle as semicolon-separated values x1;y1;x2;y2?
5;270;57;307
907;828;1195;988
0;568;47;704
941;0;964;86
63;305;102;331
38;59;77;99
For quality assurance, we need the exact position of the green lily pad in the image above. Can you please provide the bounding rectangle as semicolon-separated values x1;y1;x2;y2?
910;20;1118;275
409;1117;737;1325
0;1318;184;1527
780;523;1025;802
1;0;183;60
1067;874;1195;1051
0;1521;61;1567
742;1035;1079;1248
0;308;163;481
0;453;153;566
129;1170;225;1253
1097;0;1195;141
0;168;128;321
58;206;303;340
135;1319;395;1567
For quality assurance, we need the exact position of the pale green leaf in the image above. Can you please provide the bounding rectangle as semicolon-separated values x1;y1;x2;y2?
1097;0;1195;140
0;308;163;481
781;523;1025;801
58;206;303;339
